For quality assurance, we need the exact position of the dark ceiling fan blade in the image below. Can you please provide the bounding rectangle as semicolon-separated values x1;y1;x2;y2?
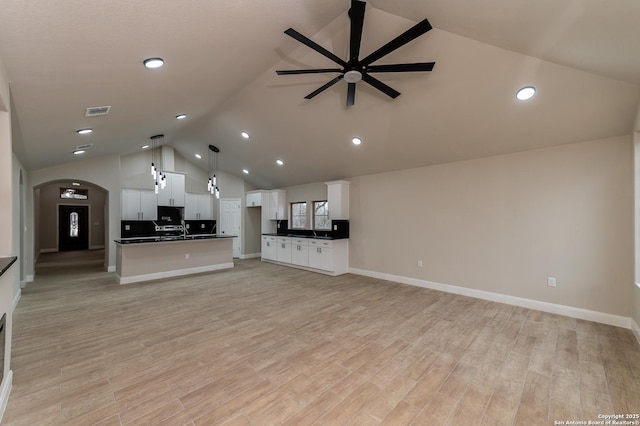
304;75;345;99
284;28;348;67
276;68;342;75
361;73;401;99
366;62;435;73
360;19;433;66
349;0;366;62
347;83;356;107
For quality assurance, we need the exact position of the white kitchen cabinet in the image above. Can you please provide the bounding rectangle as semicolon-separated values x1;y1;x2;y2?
290;237;309;267
276;237;292;263
246;191;263;207
122;189;157;220
261;235;277;261
326;180;350;220
263;237;348;276
184;193;213;220
157;172;186;207
309;239;333;271
268;190;286;220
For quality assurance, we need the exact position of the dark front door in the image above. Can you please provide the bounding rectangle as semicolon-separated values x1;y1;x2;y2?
58;205;89;251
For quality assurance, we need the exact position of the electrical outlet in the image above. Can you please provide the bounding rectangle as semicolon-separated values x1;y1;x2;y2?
418;260;423;268
333;224;338;230
547;277;557;287
185;253;190;259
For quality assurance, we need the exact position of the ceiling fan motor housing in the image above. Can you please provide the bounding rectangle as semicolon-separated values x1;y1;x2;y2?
344;70;363;83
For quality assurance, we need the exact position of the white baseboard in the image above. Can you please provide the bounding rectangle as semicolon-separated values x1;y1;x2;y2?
632;318;640;345
0;370;13;425
117;262;235;285
348;268;632;329
12;289;21;312
40;248;58;253
107;266;116;273
240;253;261;259
25;275;33;283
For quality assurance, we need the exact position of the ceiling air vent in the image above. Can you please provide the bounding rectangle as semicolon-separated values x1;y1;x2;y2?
85;106;111;117
75;143;93;150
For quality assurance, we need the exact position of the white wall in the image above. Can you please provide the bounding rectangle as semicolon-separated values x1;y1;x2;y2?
350;136;633;318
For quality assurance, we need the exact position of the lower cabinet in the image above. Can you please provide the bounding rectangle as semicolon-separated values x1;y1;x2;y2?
291;238;309;267
262;236;348;276
308;240;333;271
261;235;277;261
276;237;292;263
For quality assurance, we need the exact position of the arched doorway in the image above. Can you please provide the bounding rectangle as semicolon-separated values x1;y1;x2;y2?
33;179;108;271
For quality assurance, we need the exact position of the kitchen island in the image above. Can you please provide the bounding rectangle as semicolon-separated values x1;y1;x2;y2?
115;235;234;284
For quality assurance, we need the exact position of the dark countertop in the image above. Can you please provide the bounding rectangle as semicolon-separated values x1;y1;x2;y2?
115;235;234;245
262;233;348;240
0;256;18;277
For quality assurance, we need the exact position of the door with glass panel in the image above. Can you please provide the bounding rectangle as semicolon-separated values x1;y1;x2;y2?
58;205;89;251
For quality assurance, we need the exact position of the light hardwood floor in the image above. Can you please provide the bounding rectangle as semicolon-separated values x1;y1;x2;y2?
3;253;640;425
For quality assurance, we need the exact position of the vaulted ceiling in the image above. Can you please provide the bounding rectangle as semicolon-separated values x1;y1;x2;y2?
2;0;639;189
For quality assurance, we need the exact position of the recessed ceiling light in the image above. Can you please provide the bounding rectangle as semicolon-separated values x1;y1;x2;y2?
73;150;85;155
77;128;93;135
516;86;536;101
352;137;362;145
141;144;150;149
241;132;250;139
242;169;249;174
276;159;284;166
143;57;164;69
176;114;186;120
195;153;202;159
72;182;81;186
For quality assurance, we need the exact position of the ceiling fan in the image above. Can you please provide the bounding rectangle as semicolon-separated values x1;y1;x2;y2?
276;0;435;107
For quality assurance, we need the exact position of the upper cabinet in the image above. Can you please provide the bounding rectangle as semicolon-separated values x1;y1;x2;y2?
269;190;286;220
246;190;264;207
326;180;350;220
122;189;157;221
184;193;213;220
157;172;185;207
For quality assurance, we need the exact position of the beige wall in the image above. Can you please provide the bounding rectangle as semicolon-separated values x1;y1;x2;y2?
30;154;121;272
37;183;106;251
350;136;634;317
0;52;16;416
0;112;10;255
634;132;640;331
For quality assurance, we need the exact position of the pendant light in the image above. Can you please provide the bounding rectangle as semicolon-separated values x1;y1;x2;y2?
208;144;220;199
150;134;166;194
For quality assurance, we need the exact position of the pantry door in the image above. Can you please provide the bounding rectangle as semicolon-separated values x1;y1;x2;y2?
219;198;241;258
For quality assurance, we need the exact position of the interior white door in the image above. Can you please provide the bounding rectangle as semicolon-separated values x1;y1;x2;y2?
219;198;241;258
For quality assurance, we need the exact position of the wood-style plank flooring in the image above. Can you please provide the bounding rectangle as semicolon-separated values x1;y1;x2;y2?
3;252;640;425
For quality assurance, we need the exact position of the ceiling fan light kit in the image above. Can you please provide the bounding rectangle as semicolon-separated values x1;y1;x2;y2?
276;0;435;106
